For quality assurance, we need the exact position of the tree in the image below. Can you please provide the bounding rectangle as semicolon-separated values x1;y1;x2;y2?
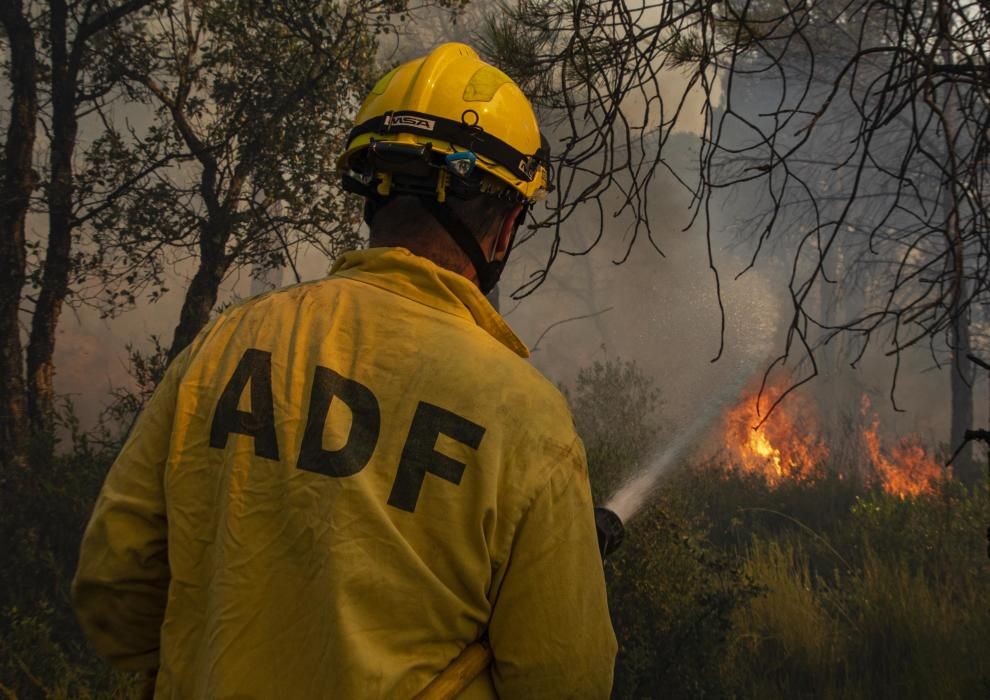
0;0;39;467
483;0;989;483
0;0;464;464
1;0;154;464
85;0;471;361
78;0;378;361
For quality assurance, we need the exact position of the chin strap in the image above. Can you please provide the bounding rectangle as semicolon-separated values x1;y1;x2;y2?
421;199;519;296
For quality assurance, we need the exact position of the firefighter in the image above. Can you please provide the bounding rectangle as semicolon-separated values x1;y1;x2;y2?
73;42;617;698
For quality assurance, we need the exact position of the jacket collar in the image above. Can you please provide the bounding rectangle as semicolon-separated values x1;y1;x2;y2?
330;247;530;358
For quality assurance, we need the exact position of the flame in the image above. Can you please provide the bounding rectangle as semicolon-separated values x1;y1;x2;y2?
723;384;829;485
861;395;946;498
720;384;945;497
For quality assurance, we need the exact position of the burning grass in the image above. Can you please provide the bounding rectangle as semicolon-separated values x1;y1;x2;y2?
723;383;829;486
720;383;947;498
861;395;947;498
576;359;989;697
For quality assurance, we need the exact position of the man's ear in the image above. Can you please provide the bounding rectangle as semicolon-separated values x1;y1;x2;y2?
494;204;524;259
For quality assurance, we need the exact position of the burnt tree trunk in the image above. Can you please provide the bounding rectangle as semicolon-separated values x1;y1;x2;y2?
949;288;975;482
816;167;848;447
0;1;38;468
26;0;77;433
938;4;977;484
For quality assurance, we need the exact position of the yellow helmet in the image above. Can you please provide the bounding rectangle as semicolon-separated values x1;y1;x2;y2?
338;42;550;204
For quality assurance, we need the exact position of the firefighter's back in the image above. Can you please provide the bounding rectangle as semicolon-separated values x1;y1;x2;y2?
155;248;588;698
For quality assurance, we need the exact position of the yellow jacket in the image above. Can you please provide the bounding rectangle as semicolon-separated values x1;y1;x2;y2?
73;247;616;698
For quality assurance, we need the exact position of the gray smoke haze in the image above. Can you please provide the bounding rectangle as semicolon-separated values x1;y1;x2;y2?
48;5;987;467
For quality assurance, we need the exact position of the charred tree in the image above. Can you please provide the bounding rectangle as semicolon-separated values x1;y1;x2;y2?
938;2;977;484
0;0;38;467
951;306;976;481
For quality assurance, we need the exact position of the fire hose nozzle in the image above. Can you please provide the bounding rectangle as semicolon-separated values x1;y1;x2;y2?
594;506;624;559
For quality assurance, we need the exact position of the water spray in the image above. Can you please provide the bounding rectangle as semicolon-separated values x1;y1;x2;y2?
604;368;757;524
417;297;781;698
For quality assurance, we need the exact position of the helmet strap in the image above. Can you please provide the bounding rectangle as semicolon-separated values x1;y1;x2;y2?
421;199;511;296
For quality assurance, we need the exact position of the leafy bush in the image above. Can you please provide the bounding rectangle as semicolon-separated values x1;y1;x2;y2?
605;504;760;698
0;408;139;698
569;358;758;697
568;358;665;503
846;481;988;577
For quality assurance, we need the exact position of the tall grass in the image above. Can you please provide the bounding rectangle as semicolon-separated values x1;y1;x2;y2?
729;537;843;697
726;527;990;699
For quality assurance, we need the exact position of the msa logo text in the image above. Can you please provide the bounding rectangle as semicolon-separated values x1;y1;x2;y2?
386;114;436;131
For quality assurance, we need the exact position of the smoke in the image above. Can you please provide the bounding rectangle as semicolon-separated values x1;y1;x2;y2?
47;5;986;459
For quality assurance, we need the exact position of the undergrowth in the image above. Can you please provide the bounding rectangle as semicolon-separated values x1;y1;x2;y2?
572;358;990;699
1;407;141;698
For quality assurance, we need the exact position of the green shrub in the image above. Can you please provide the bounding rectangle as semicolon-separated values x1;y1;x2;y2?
665;460;866;553
569;359;758;697
605;504;760;698
0;410;139;698
567;358;665;503
845;481;989;577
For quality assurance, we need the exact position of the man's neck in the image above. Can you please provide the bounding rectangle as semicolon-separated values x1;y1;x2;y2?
368;237;481;287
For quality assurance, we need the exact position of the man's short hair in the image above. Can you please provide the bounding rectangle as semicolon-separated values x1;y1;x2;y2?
368;194;517;252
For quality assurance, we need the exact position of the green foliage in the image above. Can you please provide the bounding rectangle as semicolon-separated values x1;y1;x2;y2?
669;461;866;554
568;358;664;503
847;481;988;577
570;358;758;696
478;1;569;107
0;421;139;697
605;505;760;698
80;0;383;320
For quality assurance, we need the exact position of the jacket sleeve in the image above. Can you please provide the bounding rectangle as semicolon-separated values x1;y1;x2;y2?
487;439;618;698
71;349;188;670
